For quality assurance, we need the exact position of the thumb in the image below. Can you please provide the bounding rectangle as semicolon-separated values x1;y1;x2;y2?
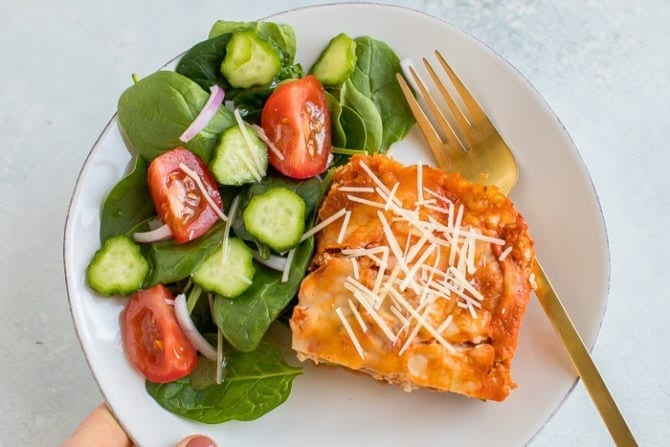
61;404;131;447
175;434;217;447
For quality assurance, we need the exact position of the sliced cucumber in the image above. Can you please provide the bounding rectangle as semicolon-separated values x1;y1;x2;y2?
310;33;357;87
192;237;255;298
86;235;149;296
243;187;306;252
220;30;282;88
210;123;268;185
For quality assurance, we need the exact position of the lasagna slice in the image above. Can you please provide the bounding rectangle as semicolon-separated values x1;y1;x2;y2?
290;155;535;401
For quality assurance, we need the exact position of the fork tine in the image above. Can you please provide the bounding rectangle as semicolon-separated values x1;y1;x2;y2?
395;73;456;169
422;57;475;150
433;50;490;128
405;63;467;155
395;74;442;147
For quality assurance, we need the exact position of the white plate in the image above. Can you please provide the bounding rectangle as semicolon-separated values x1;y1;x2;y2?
64;3;609;446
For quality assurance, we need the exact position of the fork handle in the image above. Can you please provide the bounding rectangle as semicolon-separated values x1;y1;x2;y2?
532;259;637;446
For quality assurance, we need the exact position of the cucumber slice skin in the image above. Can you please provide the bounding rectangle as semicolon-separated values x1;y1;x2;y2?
86;235;149;296
243;187;306;252
220;30;282;89
210;124;268;185
310;33;357;87
192;237;255;298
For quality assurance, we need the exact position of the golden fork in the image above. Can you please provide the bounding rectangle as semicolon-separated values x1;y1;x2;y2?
396;51;637;446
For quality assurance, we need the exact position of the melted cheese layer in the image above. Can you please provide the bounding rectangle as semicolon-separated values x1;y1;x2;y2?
290;155;534;401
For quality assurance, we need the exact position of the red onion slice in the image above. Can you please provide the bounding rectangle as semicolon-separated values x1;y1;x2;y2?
252;252;288;271
174;293;217;361
133;223;172;243
179;85;225;143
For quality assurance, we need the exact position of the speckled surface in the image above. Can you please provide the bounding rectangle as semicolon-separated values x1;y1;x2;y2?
1;1;667;445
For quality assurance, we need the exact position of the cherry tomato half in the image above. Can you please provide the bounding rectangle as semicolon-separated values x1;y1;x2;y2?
261;75;332;179
121;285;197;383
147;147;222;244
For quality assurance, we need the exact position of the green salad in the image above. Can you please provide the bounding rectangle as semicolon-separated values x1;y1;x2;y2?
86;19;414;423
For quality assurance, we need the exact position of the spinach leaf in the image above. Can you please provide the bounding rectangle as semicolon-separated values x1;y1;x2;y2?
188;355;220;391
117;70;235;163
175;34;230;90
340;102;369;152
99;156;154;242
212;236;314;352
325;91;347;148
146;342;301;423
349;36;415;152
144;222;225;286
340;79;383;152
332;105;369;167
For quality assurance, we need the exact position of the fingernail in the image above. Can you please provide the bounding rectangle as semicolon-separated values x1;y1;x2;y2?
186;435;217;447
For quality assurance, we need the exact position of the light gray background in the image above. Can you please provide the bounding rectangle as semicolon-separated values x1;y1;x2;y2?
1;0;668;445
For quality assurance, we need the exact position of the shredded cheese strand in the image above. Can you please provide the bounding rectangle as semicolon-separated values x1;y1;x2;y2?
387;287;455;354
346;194;385;209
251;123;285;161
437;314;454;334
348;298;368;333
390;305;409;326
299;207;347;242
399;242;437;291
399;305;433;355
372;247;389;295
499;246;513;261
178;163;227;222
449;204;464;266
344;280;397;342
336;307;366;359
375;185;402;210
377;210;420;294
281;248;296;283
359;160;392;197
222;195;240;262
342;246;388;257
338;186;375;193
233;109;265;178
423;186;453;204
350;257;360;280
448;266;485;302
337;210;351;244
417;161;423;203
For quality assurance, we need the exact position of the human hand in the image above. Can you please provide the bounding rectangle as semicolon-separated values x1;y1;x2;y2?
61;403;217;447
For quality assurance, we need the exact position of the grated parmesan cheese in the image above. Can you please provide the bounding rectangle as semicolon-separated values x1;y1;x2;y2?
499;246;513;261
338;186;375;193
299;207;347;242
337;210;352;244
281;248;296;283
251;123;285;161
320;159;517;361
336;307;366;360
222;195;240;262
234;109;265;179
178;163;228;222
348;298;368;333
